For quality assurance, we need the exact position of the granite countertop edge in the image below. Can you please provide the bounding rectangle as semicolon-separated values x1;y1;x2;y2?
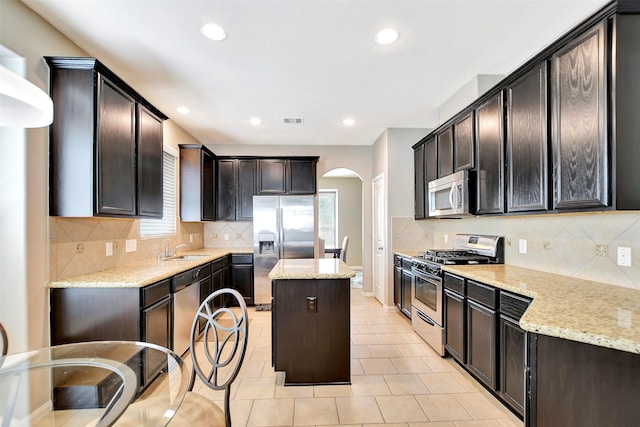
441;264;640;355
268;259;356;280
48;248;253;289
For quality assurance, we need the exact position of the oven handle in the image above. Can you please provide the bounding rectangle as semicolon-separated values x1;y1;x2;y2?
415;308;435;326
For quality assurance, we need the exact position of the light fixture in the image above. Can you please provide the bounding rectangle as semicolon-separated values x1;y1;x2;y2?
249;117;262;126
200;23;227;41
176;106;191;115
375;28;399;45
0;64;53;128
342;118;355;126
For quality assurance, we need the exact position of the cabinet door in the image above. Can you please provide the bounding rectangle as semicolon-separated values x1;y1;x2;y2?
201;150;216;221
142;295;171;385
217;159;236;220
237;159;256;221
507;63;549;212
393;265;402;309
476;93;505;214
258;159;287;194
401;269;412;319
551;22;607;209
467;300;497;390
454;112;474;171
425;136;438;183
499;315;526;417
437;127;454;177
288;159;317;194
414;144;426;219
137;104;164;218
232;263;254;305
97;76;136;216
444;290;466;363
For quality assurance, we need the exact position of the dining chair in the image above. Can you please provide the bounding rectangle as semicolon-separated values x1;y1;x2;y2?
0;322;8;358
340;235;349;263
172;288;249;427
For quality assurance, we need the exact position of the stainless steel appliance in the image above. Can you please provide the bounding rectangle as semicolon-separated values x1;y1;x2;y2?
171;266;203;356
411;234;504;356
253;195;316;306
428;170;473;217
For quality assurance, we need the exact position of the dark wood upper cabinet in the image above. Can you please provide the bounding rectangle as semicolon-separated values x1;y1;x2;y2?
413;142;426;219
475;93;505;214
258;159;287;194
237;159;256;221
179;144;216;222
425;136;438;183
437;127;454;177
46;57;166;218
137;104;164;218
258;158;317;195
551;22;607;210
288;159;317;194
506;63;549;213
216;159;236;221
216;158;256;221
454;112;474;171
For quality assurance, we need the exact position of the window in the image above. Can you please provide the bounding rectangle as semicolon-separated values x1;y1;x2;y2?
140;147;177;237
318;189;338;248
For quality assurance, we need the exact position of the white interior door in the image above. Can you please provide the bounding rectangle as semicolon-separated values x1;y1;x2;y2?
372;174;385;303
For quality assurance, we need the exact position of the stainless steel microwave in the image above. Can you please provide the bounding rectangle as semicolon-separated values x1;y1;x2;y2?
427;170;473;217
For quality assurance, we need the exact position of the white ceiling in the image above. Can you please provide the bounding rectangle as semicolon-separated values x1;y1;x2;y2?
22;0;609;146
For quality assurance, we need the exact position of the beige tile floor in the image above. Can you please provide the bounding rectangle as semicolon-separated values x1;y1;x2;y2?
188;288;523;427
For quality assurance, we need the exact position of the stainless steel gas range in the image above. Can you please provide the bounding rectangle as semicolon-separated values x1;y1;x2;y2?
411;234;504;356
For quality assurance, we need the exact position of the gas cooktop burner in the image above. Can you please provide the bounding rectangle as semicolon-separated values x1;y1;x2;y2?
424;249;494;265
415;234;505;266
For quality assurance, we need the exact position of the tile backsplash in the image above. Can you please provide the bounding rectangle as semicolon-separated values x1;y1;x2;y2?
392;211;640;290
49;217;204;281
204;221;253;248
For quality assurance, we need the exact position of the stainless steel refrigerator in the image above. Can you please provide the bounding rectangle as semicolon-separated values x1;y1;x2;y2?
253;195;316;306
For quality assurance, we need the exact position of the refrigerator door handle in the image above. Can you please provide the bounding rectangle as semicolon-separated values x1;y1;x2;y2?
276;207;283;259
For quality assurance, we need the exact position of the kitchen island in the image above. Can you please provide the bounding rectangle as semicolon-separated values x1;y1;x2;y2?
269;258;355;385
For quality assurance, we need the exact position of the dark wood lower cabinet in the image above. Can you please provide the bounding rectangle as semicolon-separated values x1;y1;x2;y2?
272;278;350;385
466;299;497;390
231;253;254;305
534;334;640;427
444;289;465;363
499;315;526;417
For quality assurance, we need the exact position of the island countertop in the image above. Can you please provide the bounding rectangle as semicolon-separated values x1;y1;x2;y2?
268;258;355;280
441;264;640;355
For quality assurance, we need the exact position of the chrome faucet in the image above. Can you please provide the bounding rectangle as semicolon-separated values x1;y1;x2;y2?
173;244;187;256
157;238;172;261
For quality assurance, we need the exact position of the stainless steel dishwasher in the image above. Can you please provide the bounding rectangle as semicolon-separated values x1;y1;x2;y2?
171;265;205;356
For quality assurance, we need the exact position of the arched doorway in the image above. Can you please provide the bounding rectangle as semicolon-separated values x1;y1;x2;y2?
318;168;363;285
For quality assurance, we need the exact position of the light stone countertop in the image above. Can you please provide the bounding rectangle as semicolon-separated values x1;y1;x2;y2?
268;258;356;280
48;248;253;288
442;264;640;355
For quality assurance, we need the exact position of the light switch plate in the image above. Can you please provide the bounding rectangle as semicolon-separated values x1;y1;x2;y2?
105;241;113;257
519;239;527;254
125;239;137;253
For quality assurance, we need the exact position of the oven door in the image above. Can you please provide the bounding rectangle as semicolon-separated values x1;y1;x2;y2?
411;267;442;326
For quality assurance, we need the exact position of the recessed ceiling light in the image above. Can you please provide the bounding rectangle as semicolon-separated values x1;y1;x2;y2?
176;106;191;114
201;23;227;41
375;28;399;45
342;118;355;126
249;117;262;125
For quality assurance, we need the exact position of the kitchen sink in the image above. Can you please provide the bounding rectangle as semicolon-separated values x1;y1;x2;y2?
165;254;209;261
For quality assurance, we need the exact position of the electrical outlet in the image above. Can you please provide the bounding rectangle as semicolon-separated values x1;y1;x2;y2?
444;234;448;243
519;239;527;254
617;246;632;266
106;241;113;257
224;233;229;241
125;239;137;253
189;234;194;243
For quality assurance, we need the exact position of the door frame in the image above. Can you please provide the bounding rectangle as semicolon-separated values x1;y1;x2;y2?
372;173;386;303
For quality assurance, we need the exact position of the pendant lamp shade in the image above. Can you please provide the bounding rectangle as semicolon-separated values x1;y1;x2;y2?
0;63;53;128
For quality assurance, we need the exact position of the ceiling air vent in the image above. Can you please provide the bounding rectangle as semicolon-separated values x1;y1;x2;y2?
282;117;304;125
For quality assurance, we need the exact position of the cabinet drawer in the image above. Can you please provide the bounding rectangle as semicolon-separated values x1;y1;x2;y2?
141;279;170;308
232;253;253;264
499;291;531;320
444;272;465;295
467;280;496;309
195;262;212;278
212;258;225;271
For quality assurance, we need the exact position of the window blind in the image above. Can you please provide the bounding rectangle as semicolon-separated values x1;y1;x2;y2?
140;149;177;238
